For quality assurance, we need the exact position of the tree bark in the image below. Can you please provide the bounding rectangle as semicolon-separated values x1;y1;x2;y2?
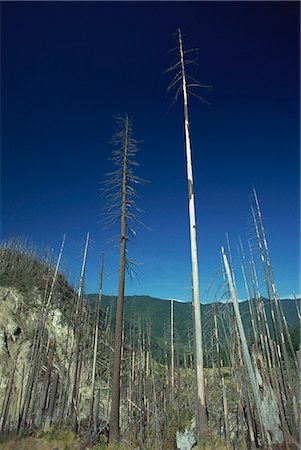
178;28;207;438
109;115;129;445
89;254;104;427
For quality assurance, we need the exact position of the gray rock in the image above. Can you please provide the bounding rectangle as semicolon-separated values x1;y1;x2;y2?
176;429;196;450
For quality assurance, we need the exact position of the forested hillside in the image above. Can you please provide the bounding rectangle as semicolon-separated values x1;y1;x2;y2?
87;293;300;363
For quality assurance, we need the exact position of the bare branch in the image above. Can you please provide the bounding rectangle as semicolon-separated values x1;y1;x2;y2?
189;90;210;105
164;60;181;74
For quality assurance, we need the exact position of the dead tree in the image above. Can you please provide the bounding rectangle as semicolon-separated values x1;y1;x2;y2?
102;114;145;445
166;28;211;437
253;188;298;370
70;232;90;431
89;253;104;431
18;235;66;435
222;246;284;448
170;299;175;409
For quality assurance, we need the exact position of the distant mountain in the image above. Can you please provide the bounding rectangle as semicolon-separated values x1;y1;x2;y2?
86;294;300;363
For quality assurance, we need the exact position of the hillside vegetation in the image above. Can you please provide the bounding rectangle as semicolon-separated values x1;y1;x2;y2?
87;293;300;363
0;241;300;450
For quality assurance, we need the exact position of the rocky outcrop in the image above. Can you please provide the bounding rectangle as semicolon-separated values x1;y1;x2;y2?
0;286;70;413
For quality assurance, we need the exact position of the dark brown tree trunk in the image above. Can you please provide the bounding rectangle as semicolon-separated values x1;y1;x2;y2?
45;371;59;429
109;115;129;446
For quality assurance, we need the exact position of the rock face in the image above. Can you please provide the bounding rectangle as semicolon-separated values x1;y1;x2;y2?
0;288;33;393
176;429;196;450
0;286;70;402
0;245;112;433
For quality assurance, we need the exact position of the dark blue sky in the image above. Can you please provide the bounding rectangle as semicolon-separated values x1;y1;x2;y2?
1;1;300;301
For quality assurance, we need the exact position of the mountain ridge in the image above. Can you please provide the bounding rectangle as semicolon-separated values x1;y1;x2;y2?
86;293;300;363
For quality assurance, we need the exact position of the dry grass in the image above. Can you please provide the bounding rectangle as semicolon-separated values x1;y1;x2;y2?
0;429;79;450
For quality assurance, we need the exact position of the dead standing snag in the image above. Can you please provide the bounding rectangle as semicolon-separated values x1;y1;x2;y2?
102;115;146;445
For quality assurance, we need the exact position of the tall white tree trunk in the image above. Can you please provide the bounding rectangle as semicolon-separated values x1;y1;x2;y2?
222;246;283;448
90;254;104;427
76;232;90;315
178;28;207;436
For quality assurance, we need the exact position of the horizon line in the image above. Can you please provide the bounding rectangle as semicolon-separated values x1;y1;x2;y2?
86;293;301;303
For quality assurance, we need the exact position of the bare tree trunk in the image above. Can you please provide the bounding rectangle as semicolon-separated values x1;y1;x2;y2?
45;371;59;430
239;239;259;347
213;304;223;436
37;344;54;428
221;365;230;448
253;189;298;369
178;28;207;438
170;299;175;410
109;115;129;446
293;291;301;321
17;363;25;429
18;235;65;435
176;338;181;416
251;203;297;434
70;232;90;431
89;254;104;427
222;246;284;448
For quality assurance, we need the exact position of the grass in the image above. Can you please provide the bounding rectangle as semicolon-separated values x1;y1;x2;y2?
90;442;230;450
0;429;79;450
